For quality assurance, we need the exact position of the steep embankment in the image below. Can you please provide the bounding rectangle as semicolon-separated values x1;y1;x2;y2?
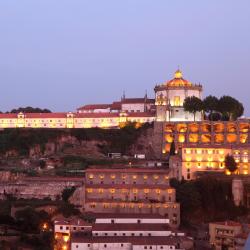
0;123;154;159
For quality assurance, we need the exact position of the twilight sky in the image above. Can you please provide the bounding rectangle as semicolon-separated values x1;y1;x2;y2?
0;1;250;115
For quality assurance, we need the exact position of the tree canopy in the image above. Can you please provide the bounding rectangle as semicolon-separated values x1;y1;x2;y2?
184;95;244;121
225;154;237;173
183;96;203;121
8;106;51;113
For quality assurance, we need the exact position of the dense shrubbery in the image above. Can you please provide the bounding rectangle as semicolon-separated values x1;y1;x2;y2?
0;129;64;155
0;122;152;156
170;177;248;224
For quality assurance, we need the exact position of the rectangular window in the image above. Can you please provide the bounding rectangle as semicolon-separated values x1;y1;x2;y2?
174;96;180;106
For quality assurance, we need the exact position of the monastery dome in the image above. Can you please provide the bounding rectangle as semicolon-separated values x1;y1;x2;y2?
166;70;192;87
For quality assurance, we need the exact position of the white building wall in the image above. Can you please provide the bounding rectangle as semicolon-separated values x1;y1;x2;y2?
133;246;175;250
122;103;145;113
95;218;169;224
93;243;131;250
92;230;171;237
54;224;70;234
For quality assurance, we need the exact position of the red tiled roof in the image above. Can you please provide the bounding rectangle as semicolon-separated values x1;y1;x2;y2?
92;213;165;219
75;113;120;118
86;167;169;173
128;112;155;117
0;113;18;118
25;113;67;118
110;101;121;110
211;221;242;227
92;223;170;231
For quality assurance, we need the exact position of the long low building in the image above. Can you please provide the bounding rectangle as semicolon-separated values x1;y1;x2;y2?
54;214;193;250
0;111;155;129
84;167;180;228
71;236;193;250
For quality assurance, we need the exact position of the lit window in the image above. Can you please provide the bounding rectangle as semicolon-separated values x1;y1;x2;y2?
88;174;94;179
87;188;93;193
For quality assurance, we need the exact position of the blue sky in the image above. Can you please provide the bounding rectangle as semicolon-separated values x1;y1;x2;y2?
0;1;250;115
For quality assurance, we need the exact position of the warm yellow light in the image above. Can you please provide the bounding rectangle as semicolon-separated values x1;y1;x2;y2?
197;149;202;154
87;188;93;193
167;189;173;194
89;174;94;179
133;189;138;194
155;189;161;194
63;235;70;242
243;170;248;175
186;149;191;154
208;157;213;162
110;189;115;193
186;157;192;162
197;157;202;162
154;175;159;180
208;150;212;155
144;189;149;193
219;150;224;155
243;158;248;163
110;174;116;179
143;175;148;179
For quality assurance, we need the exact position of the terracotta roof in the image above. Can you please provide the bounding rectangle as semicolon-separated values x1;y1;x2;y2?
71;236;191;245
93;213;165;219
75;113;120;118
86;167;170;173
211;221;242;227
110;102;122;110
0;113;18;118
25;113;67;118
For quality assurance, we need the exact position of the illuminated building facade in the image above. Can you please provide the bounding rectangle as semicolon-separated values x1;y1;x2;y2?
154;70;203;122
0;112;154;129
0;69;205;129
84;167;180;228
181;146;250;179
159;120;250;154
159;120;250;179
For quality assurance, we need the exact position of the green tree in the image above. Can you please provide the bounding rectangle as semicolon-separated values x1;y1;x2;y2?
183;96;203;121
9;106;51;113
203;95;219;120
225;154;237;173
218;96;244;121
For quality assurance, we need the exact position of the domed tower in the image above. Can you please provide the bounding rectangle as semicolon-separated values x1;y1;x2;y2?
154;69;203;121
